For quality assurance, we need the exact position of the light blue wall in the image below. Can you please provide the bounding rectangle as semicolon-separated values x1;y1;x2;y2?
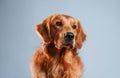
0;0;120;78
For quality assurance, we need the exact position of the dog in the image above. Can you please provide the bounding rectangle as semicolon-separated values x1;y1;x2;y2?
31;14;86;78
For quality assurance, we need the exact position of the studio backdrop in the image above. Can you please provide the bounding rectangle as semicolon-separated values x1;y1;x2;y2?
0;0;120;78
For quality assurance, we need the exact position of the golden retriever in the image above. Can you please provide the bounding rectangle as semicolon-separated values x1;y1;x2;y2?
31;14;86;78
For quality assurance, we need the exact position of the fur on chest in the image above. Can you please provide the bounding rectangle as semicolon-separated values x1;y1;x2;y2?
41;51;82;78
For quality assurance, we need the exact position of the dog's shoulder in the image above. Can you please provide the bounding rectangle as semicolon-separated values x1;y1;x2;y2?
31;47;49;66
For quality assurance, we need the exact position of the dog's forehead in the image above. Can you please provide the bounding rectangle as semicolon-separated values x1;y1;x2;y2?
53;14;77;23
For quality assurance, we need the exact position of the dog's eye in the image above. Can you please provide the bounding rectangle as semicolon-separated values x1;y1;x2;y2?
56;22;62;26
72;25;77;29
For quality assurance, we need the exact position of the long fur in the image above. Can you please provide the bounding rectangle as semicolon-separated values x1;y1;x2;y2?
31;14;86;78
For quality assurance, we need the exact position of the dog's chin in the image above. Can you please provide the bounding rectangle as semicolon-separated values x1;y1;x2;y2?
63;45;73;49
54;40;75;50
62;41;75;49
55;43;74;50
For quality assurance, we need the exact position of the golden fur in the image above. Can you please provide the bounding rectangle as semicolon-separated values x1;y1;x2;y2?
31;14;86;78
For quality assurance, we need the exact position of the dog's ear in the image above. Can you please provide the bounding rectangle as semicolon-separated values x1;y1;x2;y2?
36;16;53;43
75;21;86;49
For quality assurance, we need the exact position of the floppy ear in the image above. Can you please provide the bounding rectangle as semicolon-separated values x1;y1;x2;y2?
75;21;86;49
36;17;52;43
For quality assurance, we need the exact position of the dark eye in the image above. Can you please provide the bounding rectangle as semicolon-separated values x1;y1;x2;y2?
72;25;77;29
56;22;62;26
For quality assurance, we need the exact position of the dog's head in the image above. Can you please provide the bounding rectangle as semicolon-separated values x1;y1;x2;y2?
36;14;86;49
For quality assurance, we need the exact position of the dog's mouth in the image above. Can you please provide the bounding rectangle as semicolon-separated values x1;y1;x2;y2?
63;41;73;45
62;40;73;48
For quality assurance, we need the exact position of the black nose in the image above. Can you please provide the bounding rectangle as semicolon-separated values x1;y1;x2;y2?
64;32;74;41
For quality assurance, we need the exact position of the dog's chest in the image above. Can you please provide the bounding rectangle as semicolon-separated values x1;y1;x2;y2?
45;55;81;78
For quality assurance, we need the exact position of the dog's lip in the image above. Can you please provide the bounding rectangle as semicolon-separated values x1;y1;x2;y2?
62;41;73;46
62;41;74;49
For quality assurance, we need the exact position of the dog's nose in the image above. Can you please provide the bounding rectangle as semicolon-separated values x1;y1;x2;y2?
64;32;74;41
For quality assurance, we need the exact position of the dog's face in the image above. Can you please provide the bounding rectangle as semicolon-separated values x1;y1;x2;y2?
36;14;86;49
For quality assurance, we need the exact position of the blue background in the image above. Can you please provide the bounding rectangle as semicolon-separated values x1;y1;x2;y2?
0;0;120;78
